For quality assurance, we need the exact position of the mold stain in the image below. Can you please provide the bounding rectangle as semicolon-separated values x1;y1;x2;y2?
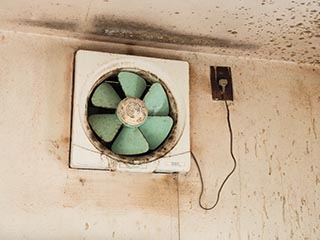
89;16;258;50
21;19;78;31
12;1;320;66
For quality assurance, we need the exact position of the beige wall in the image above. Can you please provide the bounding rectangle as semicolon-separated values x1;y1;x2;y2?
0;0;319;65
0;29;319;239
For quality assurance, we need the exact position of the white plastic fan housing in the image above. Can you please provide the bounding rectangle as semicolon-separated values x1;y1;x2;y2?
70;50;190;173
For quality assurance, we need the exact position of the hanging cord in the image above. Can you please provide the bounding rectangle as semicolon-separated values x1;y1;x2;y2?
191;99;237;210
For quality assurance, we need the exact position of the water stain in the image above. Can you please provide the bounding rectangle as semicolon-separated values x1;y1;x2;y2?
85;222;89;230
62;172;178;215
48;136;70;164
244;142;249;153
305;141;310;154
268;154;273;175
295;210;301;229
254;136;258;158
281;195;286;223
312;118;317;139
262;194;269;219
79;178;86;186
49;140;60;150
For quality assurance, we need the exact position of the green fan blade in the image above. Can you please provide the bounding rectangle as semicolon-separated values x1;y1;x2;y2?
88;114;122;142
111;127;149;155
143;83;169;116
91;82;121;109
118;72;147;98
139;116;173;150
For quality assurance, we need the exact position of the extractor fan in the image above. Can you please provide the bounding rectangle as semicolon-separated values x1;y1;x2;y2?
70;50;190;173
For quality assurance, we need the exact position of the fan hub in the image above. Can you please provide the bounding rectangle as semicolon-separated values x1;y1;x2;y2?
116;97;148;127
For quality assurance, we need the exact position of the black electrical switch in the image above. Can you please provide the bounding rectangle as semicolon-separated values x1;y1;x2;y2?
210;66;233;101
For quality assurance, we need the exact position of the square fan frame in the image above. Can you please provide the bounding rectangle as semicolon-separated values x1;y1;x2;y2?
69;50;190;173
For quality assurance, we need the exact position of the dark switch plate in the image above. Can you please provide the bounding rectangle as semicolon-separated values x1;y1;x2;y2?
210;66;233;101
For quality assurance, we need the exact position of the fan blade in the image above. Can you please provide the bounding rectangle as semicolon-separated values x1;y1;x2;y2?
88;114;122;142
111;127;149;155
139;116;173;150
91;82;121;109
118;72;147;98
143;83;169;116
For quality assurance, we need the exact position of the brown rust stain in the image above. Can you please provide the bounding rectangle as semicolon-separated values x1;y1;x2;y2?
89;16;258;50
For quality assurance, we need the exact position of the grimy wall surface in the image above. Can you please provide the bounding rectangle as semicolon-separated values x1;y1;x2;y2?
0;0;319;65
0;29;319;239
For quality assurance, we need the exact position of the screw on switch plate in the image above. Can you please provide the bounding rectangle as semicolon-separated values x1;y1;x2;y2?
210;66;233;101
